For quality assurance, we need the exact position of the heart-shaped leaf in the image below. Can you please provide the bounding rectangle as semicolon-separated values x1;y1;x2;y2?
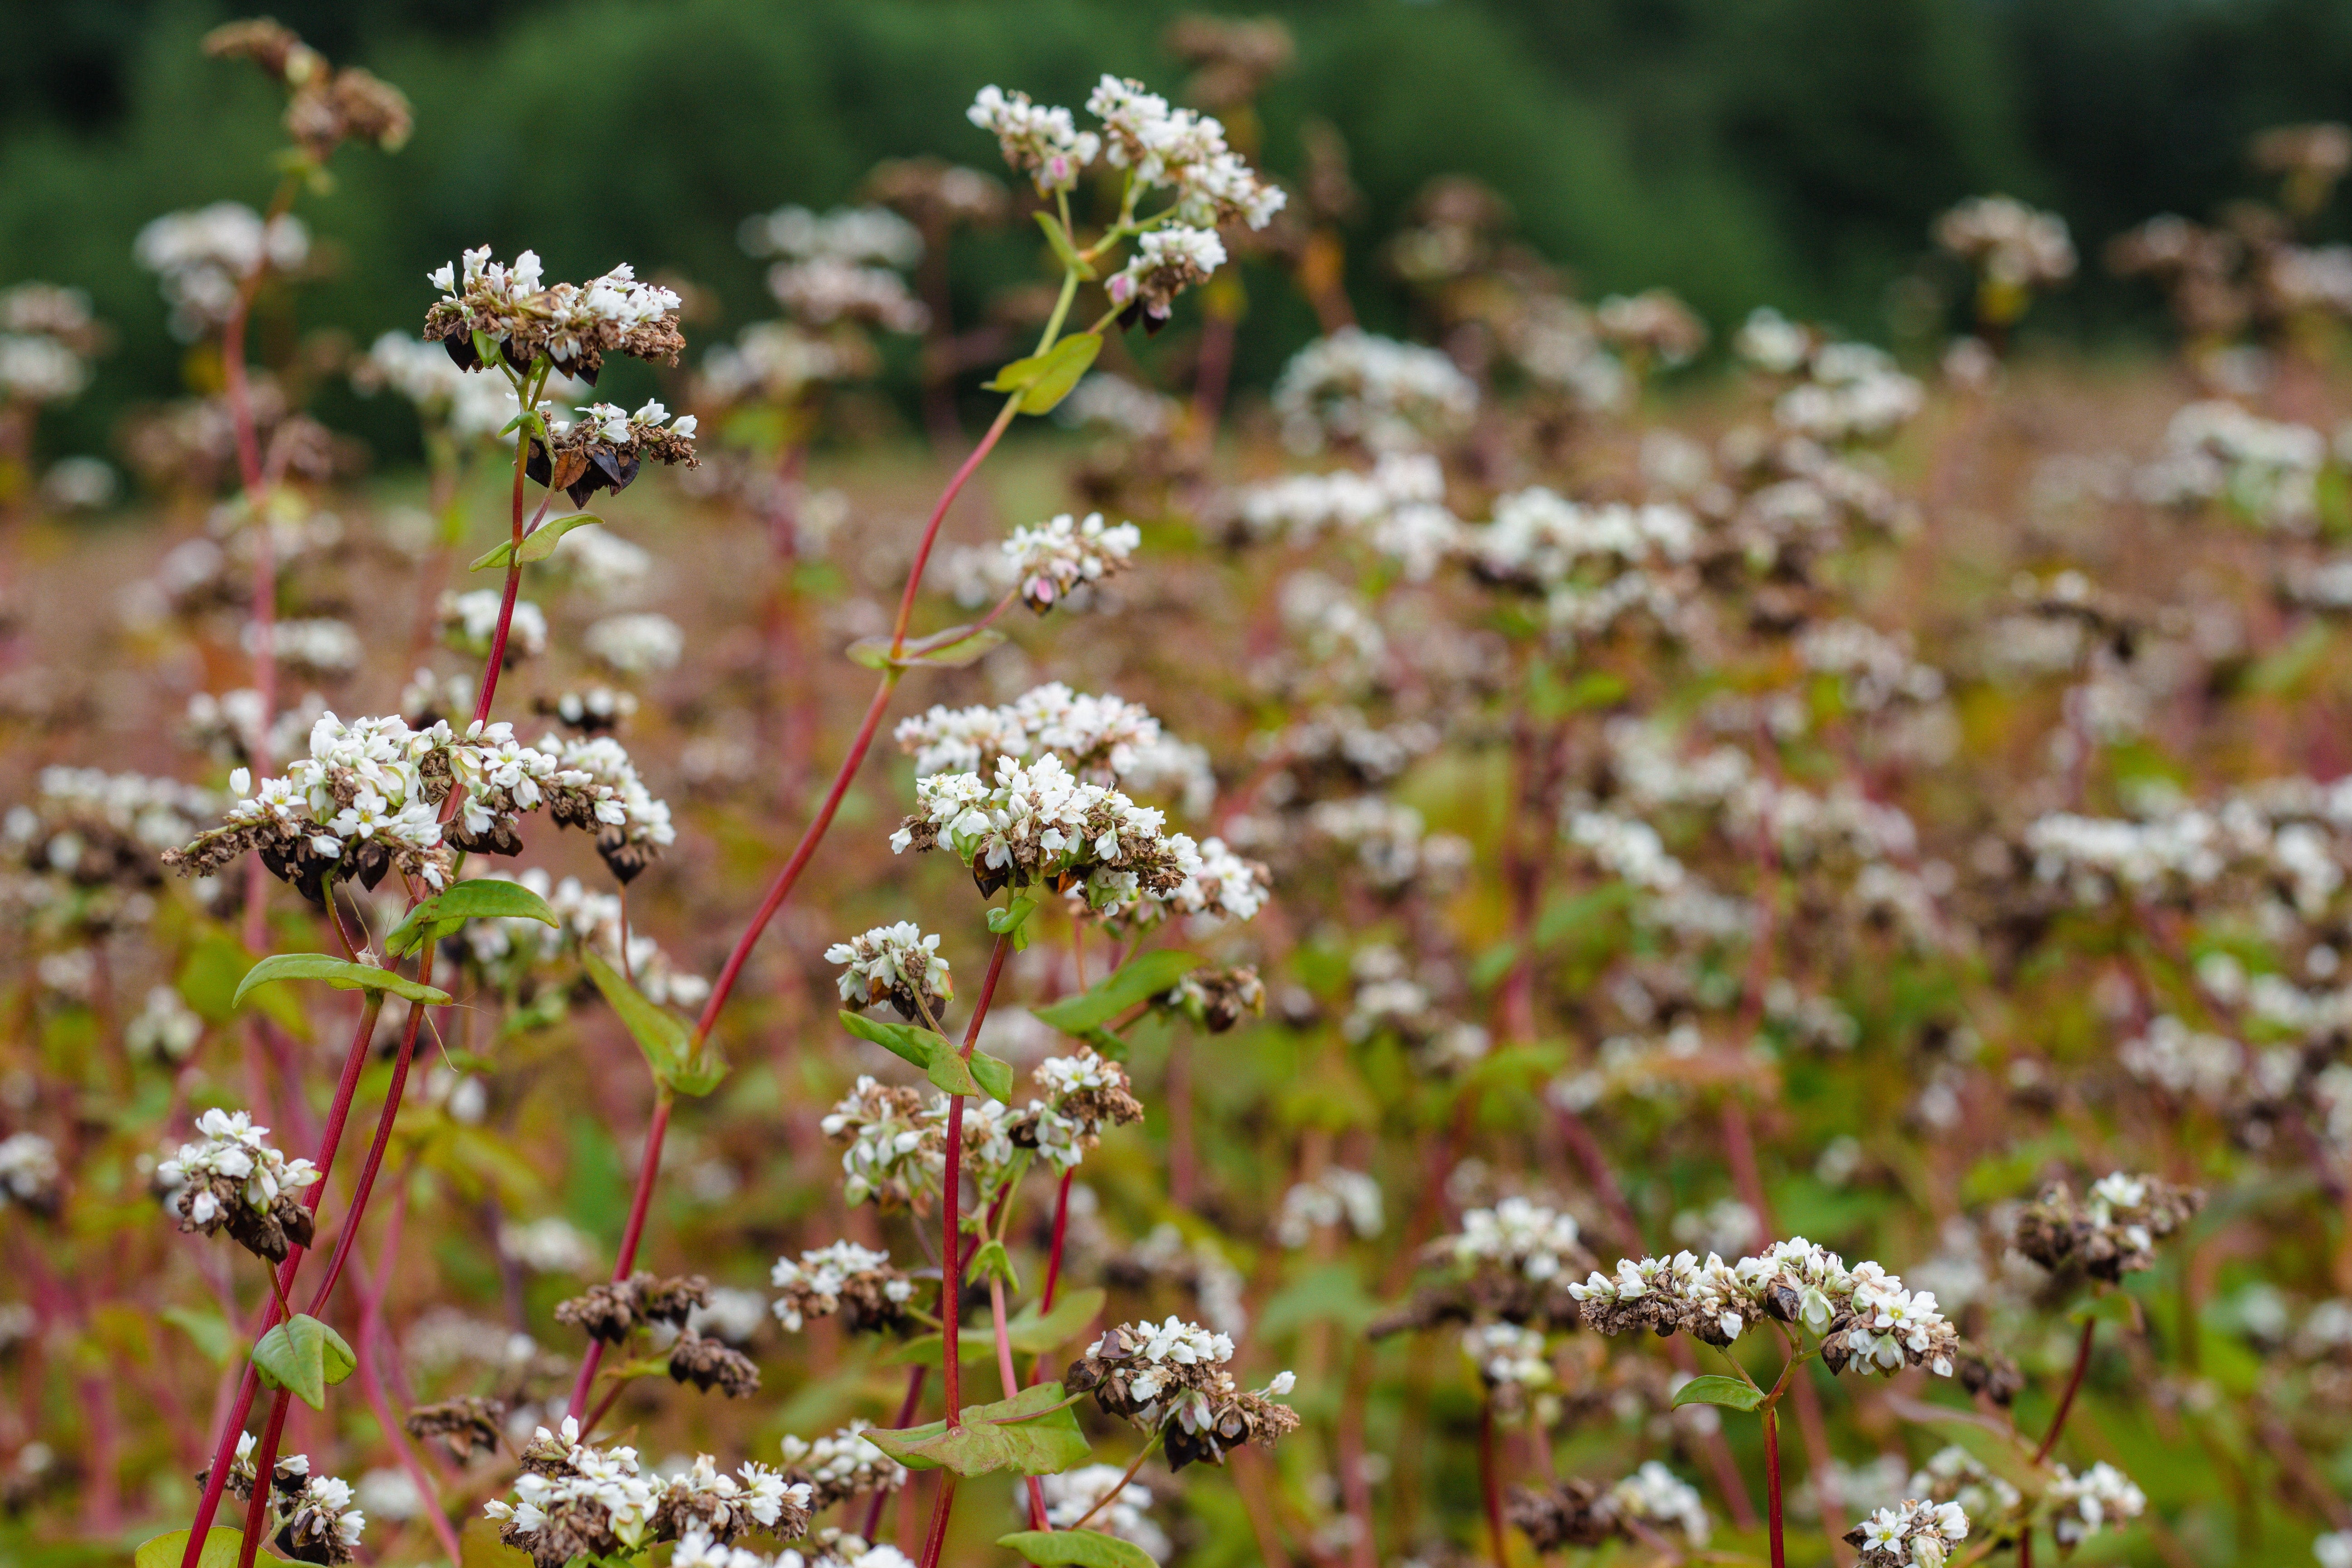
235;953;451;1009
969;1239;1019;1290
862;1381;1091;1476
470;512;606;572
385;878;561;958
1030;951;1199;1034
840;1009;953;1068
1000;1529;1155;1568
969;1049;1014;1103
928;1050;984;1098
587;952;728;1097
1670;1374;1765;1412
1012;333;1102;415
136;1527;252;1568
251;1313;357;1411
890;1286;1107;1369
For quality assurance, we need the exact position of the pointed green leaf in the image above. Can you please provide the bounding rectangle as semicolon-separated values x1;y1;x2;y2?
840;1009;953;1070
1030;951;1199;1034
1032;212;1099;281
586;951;728;1096
1000;1529;1156;1568
969;1239;1019;1291
927;1050;983;1097
470;328;502;368
385;878;561;957
1671;1375;1764;1412
234;953;450;1009
890;1286;1108;1368
162;1305;236;1367
137;1528;251;1568
987;896;1039;937
251;1313;356;1411
470;512;606;572
969;1049;1014;1104
1015;333;1102;415
862;1382;1090;1476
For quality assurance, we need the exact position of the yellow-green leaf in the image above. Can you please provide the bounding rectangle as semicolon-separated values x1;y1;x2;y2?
234;953;450;1009
136;1527;252;1568
251;1313;356;1411
1000;1529;1155;1568
586;951;727;1096
470;512;606;572
385;878;561;958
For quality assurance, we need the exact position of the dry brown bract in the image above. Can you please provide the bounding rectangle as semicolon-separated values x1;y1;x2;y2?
527;414;699;511
2014;1175;2204;1282
553;1270;710;1343
203;20;411;159
170;1170;314;1263
666;1328;762;1397
404;1396;505;1461
1506;1479;1622;1551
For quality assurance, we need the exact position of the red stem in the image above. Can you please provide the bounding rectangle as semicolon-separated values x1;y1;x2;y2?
991;1275;1049;1529
2034;1319;2097;1463
1764;1404;1786;1568
1040;1169;1074;1312
353;1169;466;1565
179;997;382;1568
888;399;1018;657
916;1475;958;1568
1480;1399;1507;1568
566;1092;675;1422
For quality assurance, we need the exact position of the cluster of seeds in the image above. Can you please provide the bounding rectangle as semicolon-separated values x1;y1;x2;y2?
891;753;1200;908
778;1425;908;1510
1001;513;1143;613
553;1272;710;1345
483;1419;805;1568
1844;1499;1970;1568
425;248;684;382
825;923;952;1023
1507;1461;1711;1551
2013;1172;2203;1282
528;398;699;510
1568;1238;1960;1375
1064;1317;1300;1469
768;1241;915;1334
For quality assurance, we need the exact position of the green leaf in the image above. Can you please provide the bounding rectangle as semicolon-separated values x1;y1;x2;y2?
1000;1529;1156;1568
927;1051;983;1098
970;1049;1014;1104
986;896;1039;936
1671;1375;1765;1412
470;328;501;368
862;1381;1090;1476
1015;332;1102;415
586;951;728;1096
234;953;451;1009
1032;212;1099;281
969;1239;1019;1290
137;1528;252;1568
461;1518;536;1568
470;512;606;572
892;1286;1107;1368
385;878;561;958
2068;1291;2139;1328
1030;951;1200;1034
845;623;1006;671
162;1304;236;1367
251;1313;356;1411
840;1009;954;1069
181;933;304;1036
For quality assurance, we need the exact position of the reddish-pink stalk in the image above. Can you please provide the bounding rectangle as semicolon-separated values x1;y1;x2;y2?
916;935;1013;1568
2034;1319;2097;1463
1764;1404;1786;1568
915;1475;958;1568
353;1170;465;1566
991;1276;1049;1529
1039;1168;1074;1312
565;1091;675;1422
179;996;382;1568
887;399;1019;659
1479;1399;1507;1568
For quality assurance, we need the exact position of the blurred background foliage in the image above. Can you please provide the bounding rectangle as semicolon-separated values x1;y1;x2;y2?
5;0;2352;458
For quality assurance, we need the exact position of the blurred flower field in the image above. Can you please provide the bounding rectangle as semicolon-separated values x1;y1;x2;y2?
7;17;2352;1568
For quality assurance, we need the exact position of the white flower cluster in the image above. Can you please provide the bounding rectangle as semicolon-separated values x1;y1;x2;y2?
554;398;698;449
134;203;309;338
967;87;1102;196
585;612;685;676
769;1242;913;1332
779;1425;908;1505
1735;307;1814;374
1056;373;1179;440
0;282;98;405
127;985;204;1061
1472;487;1698;586
1273;328;1478;455
2135;399;2327;532
1034;1465;1168;1561
1567;809;1686;892
1002;512;1142;612
1462;1321;1554;1399
699;321;846;406
1906;1447;2020;1523
1774;342;1924;444
1107;225;1228;323
6;766;218;875
157;1108;319;1227
892;753;1200;910
822;1077;940;1209
1446;1197;1586;1283
1303;796;1473;892
1275;1168;1384;1247
767;257;928;333
1238;452;1461;581
1610;1461;1712;1545
1934;195;2076;288
0;332;86;405
1568;1237;1957;1374
257;616;365;676
1847;1499;1969;1568
1084;75;1286;229
1088;1317;1237;1406
1796;620;1948;711
426;248;683;377
742;205;922;269
439;590;548;661
826;922;951;1012
543;734;675;851
279;1474;368;1563
483;1420;806;1565
897;682;1156;781
0;1133;60;1210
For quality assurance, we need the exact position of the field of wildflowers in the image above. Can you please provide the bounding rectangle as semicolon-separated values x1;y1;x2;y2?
8;16;2352;1568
